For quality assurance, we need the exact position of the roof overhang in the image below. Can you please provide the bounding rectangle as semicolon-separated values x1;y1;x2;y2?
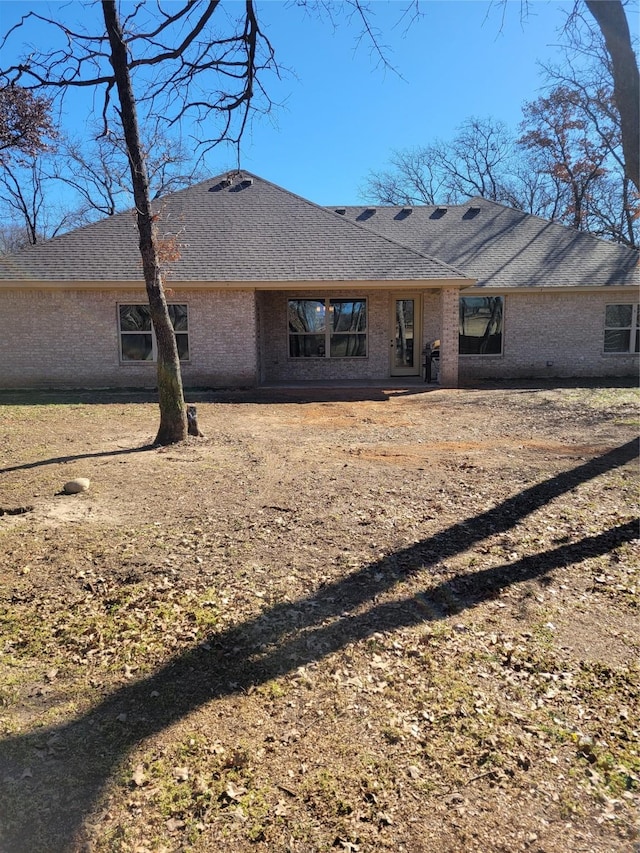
460;284;639;295
0;277;475;291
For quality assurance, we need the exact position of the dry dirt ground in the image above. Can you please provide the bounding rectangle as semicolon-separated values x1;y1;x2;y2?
0;381;638;853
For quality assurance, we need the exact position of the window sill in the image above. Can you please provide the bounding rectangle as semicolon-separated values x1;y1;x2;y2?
287;357;369;361
119;360;191;366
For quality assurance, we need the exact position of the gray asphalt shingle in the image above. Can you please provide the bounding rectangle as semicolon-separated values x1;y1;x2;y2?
332;198;638;289
0;173;470;284
2;175;636;290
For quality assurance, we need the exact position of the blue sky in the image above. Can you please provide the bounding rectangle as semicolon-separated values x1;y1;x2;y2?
248;0;575;203
1;1;623;206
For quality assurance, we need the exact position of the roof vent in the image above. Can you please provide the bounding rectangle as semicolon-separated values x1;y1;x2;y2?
335;207;346;215
463;206;481;220
230;176;254;192
356;208;376;221
209;175;234;192
395;207;413;220
430;207;447;220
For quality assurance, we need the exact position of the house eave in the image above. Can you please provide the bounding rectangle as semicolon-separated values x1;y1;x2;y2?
0;277;475;291
461;283;639;295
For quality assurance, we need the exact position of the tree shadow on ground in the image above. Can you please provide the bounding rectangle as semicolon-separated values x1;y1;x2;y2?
0;444;156;475
0;438;637;852
0;383;435;408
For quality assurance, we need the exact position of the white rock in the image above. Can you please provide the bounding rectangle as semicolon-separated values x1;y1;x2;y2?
63;478;91;494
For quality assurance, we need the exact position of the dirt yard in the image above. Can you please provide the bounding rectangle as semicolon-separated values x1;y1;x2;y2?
0;381;638;853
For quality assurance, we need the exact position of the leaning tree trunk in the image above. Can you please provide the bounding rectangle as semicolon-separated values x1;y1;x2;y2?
102;0;187;444
585;0;640;193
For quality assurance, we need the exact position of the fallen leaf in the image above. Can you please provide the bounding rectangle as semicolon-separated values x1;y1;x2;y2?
132;765;146;787
173;766;189;782
274;800;288;817
224;781;247;801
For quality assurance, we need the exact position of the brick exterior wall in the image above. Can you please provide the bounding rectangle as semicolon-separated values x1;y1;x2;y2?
438;287;460;388
0;288;258;389
458;290;639;381
422;291;441;346
3;285;631;390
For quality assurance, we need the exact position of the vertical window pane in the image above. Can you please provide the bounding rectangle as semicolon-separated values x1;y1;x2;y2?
604;304;639;353
459;296;503;355
121;333;153;360
120;304;151;331
605;304;632;328
330;334;366;357
604;329;631;353
175;334;189;360
288;300;325;333
168;304;188;331
289;334;326;357
394;299;414;367
331;300;367;332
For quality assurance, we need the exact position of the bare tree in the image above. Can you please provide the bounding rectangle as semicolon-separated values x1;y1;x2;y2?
51;127;208;220
365;146;445;205
364;4;637;246
0;157;85;246
538;18;638;247
502;0;639;192
437;118;516;202
0;221;28;255
1;1;278;444
363;118;518;206
584;0;639;191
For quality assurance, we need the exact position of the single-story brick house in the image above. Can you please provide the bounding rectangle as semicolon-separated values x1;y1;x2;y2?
0;171;637;390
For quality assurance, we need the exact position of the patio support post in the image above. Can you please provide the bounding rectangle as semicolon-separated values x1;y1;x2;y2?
439;286;460;388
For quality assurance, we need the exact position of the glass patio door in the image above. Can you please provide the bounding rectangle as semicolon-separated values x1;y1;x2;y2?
390;297;421;376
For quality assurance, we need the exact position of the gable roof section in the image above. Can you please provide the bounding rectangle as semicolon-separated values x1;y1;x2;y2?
332;198;639;289
0;173;470;285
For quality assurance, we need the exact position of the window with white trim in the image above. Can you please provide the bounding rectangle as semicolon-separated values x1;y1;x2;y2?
459;296;503;355
288;298;367;357
604;304;639;354
119;304;189;361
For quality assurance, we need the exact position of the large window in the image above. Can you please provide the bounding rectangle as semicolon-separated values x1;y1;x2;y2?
288;298;367;358
119;304;189;362
604;304;639;354
459;296;503;355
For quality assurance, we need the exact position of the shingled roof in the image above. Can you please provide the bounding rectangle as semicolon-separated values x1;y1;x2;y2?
332;198;639;289
0;172;470;285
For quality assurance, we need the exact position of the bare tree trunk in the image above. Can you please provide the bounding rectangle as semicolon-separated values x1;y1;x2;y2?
102;0;187;445
585;0;640;192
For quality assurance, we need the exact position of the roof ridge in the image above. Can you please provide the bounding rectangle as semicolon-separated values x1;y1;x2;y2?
331;195;639;258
